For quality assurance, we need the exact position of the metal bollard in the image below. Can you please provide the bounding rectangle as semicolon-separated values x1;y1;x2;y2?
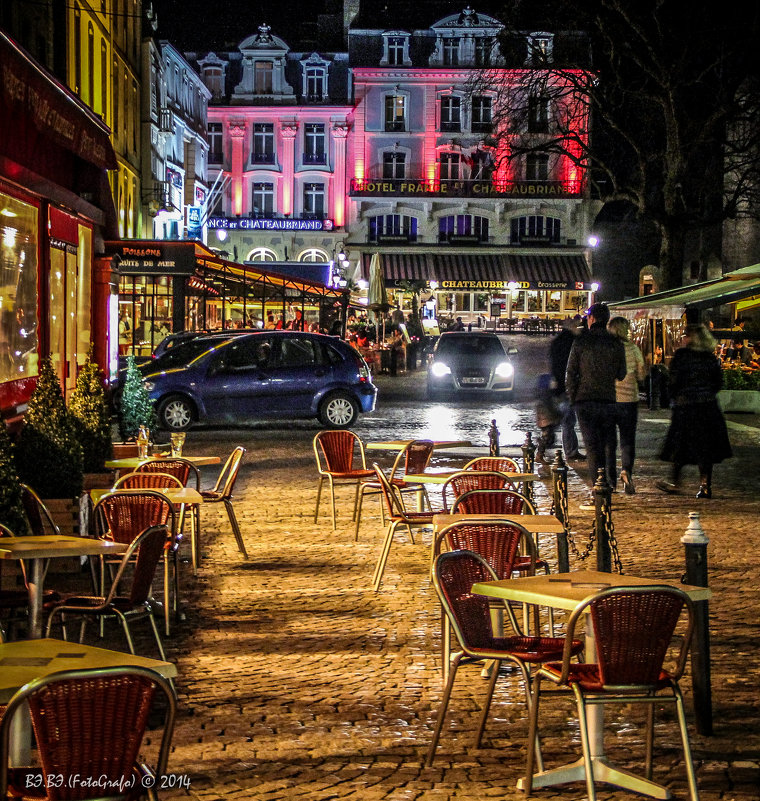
488;419;500;456
593;468;612;573
550;450;570;573
681;511;713;735
520;431;536;505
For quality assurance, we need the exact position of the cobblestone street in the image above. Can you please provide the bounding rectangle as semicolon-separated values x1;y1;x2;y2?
98;373;760;800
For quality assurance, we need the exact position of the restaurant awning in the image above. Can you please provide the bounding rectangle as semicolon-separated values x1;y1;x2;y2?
361;251;591;290
610;264;760;320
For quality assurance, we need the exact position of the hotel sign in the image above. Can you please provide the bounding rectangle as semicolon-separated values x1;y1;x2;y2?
208;216;334;231
350;179;580;198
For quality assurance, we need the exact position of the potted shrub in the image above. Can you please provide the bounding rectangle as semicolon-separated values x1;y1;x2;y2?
717;367;760;413
118;355;157;442
0;422;27;536
14;358;83;535
69;348;113;489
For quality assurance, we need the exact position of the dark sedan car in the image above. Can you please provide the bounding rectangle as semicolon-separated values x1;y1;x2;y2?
427;331;517;398
143;331;377;430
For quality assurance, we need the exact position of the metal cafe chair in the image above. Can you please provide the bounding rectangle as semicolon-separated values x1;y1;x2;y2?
525;585;700;801
431;518;541;682
45;525;170;661
426;550;582;767
441;470;515;513
200;446;248;559
19;483;62;537
92;490;177;636
371;464;437;592
0;665;176;801
354;439;435;540
464;456;521;489
313;431;375;531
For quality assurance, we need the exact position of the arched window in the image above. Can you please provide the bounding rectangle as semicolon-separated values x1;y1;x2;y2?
246;247;278;262
368;215;418;243
298;249;329;262
510;215;561;244
439;215;489;243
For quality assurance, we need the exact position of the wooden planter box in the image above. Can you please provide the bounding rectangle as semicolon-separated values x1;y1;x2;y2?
111;442;139;459
43;496;87;574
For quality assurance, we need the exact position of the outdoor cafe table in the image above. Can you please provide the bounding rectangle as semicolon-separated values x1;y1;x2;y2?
104;454;221;472
471;569;712;797
0;536;128;640
365;439;473;452
0;637;176;765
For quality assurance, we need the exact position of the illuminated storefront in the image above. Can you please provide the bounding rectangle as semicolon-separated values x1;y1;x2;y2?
0;32;117;424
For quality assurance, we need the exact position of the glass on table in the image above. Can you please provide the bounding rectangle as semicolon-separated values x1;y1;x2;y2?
170;432;186;457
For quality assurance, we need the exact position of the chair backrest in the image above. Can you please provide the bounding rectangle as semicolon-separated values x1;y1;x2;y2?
437;519;535;580
113;472;184;490
372;464;408;519
0;523;29;587
0;665;176;801
105;525;170;607
465;456;520;473
399;439;435;477
451;488;536;515
211;446;246;498
442;470;510;510
135;458;199;490
93;491;175;545
562;585;694;688
313;431;364;475
432;550;500;654
19;484;61;537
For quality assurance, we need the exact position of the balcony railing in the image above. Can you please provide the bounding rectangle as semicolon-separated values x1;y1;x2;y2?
303;153;327;165
350;177;584;198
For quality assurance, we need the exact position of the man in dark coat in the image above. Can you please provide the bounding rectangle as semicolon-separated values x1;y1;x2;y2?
566;302;627;487
546;315;585;462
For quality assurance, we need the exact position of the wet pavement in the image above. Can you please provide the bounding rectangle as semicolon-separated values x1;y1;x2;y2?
40;344;760;799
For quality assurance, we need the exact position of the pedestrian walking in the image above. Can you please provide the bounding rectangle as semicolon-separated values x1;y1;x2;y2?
547;315;585;462
566;302;627;489
656;323;732;499
607;316;646;494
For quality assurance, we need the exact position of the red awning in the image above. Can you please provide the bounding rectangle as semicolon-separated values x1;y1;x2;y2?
0;32;117;171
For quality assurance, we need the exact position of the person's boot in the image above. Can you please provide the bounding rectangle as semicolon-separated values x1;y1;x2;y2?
696;479;712;499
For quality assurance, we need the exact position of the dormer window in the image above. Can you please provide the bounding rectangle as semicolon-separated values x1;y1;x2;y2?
306;67;326;101
474;37;493;67
527;32;554;65
254;61;273;94
381;32;411;66
443;37;460;66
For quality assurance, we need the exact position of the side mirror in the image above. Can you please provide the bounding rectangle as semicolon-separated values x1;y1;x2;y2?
507;347;518;356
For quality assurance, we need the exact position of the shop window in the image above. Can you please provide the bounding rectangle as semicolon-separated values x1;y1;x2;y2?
0;194;39;383
546;291;561;312
118;275;174;358
527;291;540;312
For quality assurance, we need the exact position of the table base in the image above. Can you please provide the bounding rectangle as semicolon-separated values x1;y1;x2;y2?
517;756;671;799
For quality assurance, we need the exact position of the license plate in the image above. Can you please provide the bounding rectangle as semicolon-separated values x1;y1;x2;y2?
461;377;485;385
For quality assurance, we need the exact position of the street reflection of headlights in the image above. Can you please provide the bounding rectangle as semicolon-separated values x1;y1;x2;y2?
143;380;155;392
494;362;514;378
431;362;452;377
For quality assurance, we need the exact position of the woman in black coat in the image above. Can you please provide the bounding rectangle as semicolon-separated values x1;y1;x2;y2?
657;324;732;498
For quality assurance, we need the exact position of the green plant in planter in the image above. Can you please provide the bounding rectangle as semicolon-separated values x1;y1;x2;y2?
0;423;27;535
15;358;83;499
118;355;157;441
69;348;113;472
722;368;751;391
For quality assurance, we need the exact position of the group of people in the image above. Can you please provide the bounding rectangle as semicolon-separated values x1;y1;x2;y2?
539;302;732;500
716;338;760;368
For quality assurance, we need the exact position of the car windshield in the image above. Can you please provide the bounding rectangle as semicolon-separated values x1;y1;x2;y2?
436;335;505;358
146;337;231;371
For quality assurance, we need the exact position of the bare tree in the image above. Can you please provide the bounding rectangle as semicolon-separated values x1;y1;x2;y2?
474;0;760;289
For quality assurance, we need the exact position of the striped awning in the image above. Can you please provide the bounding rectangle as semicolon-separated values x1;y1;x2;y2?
362;251;591;289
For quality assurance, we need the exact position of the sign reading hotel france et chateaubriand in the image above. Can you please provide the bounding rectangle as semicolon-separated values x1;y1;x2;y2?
350;179;579;198
208;217;334;231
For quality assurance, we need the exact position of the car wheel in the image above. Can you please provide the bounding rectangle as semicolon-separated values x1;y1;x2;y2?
319;392;359;428
158;395;194;431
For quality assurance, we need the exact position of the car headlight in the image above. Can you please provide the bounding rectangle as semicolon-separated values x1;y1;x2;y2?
430;361;451;377
143;380;155;392
494;362;514;378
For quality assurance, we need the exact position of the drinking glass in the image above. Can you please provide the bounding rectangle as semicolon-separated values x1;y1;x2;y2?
170;432;186;457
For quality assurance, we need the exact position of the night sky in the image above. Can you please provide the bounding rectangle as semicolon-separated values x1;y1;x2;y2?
151;0;335;51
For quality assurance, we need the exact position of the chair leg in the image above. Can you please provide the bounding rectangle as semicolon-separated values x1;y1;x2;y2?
116;611;137;655
674;686;701;801
425;654;462;767
314;476;325;523
474;658;501;748
163;553;171;637
525;674;543;794
372;521;400;591
441;607;451;684
147;605;168;661
645;698;655;779
573;685;597;801
329;478;337;530
351;481;361;521
354;486;366;542
224;499;248;559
